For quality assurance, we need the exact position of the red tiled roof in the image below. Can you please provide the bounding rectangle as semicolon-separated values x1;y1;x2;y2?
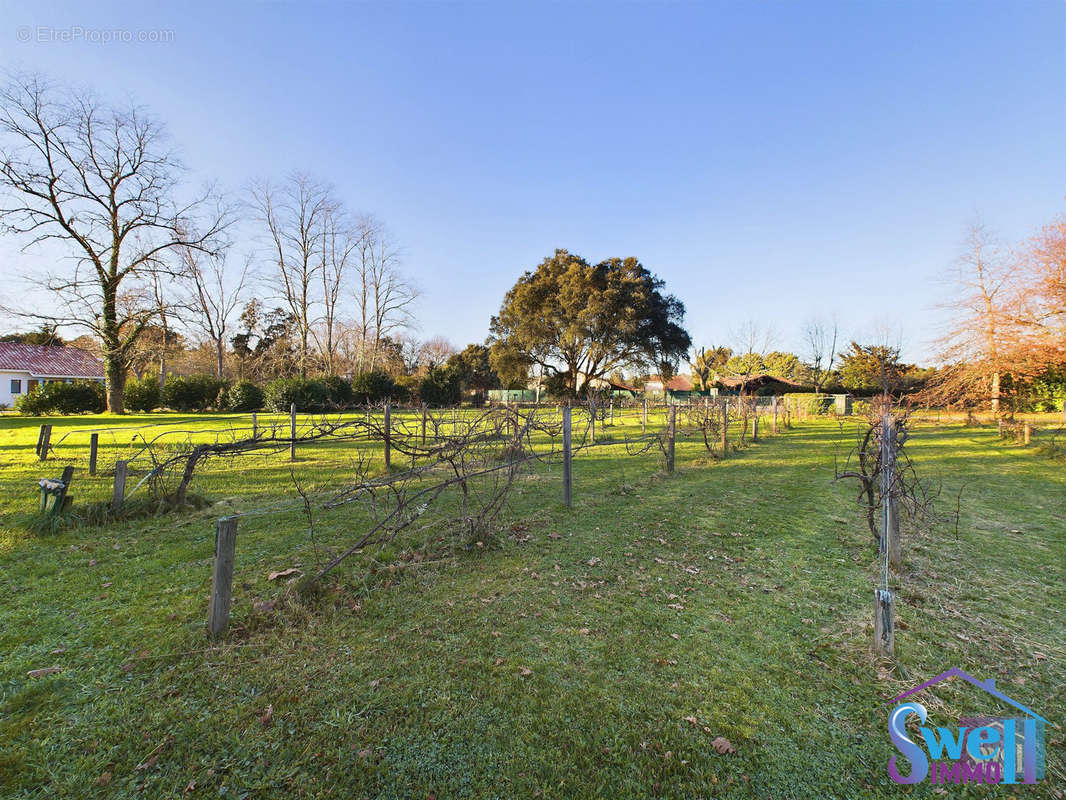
647;374;693;391
0;342;105;378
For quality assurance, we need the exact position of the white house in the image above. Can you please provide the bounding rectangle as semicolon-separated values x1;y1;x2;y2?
0;342;105;408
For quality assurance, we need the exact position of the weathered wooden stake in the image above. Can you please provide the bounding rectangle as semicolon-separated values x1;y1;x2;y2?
562;405;572;509
752;415;759;442
882;414;901;571
641;399;647;434
772;396;779;434
873;589;894;657
111;460;127;511
88;433;99;476
35;424;47;457
667;406;676;473
609;401;614;426
251;412;258;438
207;516;238;639
289;403;297;461
1023;422;1031;446
421;405;428;445
384;402;392;470
589;399;596;443
720;399;728;456
997;419;1003;438
38;424;52;462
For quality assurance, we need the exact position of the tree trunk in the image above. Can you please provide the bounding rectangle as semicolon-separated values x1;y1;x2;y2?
990;370;1000;413
106;357;127;414
216;338;225;379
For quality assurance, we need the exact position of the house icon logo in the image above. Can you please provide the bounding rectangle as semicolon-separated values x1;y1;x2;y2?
886;667;1049;785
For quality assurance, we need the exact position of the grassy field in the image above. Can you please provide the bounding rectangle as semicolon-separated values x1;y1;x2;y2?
0;410;1063;798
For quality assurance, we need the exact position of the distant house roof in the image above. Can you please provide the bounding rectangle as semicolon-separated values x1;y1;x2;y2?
0;342;105;379
646;374;693;392
607;378;639;393
714;374;807;393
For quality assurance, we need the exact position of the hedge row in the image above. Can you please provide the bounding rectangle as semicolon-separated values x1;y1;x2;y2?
14;380;106;415
120;369;458;416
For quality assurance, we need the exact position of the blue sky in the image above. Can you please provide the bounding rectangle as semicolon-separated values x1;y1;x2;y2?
2;0;1064;363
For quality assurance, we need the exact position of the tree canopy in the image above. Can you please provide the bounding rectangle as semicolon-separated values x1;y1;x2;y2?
489;250;691;396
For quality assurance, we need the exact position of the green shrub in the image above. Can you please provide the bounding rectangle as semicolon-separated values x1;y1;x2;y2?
263;377;331;412
321;375;353;407
226;381;264;412
124;376;161;412
420;367;461;407
350;370;394;404
393;374;421;403
161;374;224;412
16;380;105;415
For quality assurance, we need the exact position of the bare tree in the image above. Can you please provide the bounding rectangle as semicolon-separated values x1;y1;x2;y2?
182;244;249;379
933;223;1018;412
803;316;838;394
314;206;363;375
419;336;456;370
0;74;226;412
251;174;331;378
353;217;418;371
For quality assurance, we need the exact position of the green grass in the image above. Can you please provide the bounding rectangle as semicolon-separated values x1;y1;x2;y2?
0;410;1063;798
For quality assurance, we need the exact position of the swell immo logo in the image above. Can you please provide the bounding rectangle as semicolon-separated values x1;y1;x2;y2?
887;668;1048;786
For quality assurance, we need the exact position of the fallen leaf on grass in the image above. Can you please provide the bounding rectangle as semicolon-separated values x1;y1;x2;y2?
548;532;561;540
95;772;112;786
519;667;533;676
670;633;680;640
712;737;736;755
268;568;302;581
578;628;591;635
27;667;63;678
494;658;505;666
184;780;196;794
258;704;274;726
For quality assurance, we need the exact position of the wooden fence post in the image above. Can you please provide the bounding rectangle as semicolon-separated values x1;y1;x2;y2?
873;589;894;658
882;415;901;571
1023;422;1031;446
384;402;392;470
752;415;759;443
421;405;428;445
667;406;676;473
207;516;238;639
641;399;647;434
720;400;728;456
609;401;615;426
289;403;297;462
88;433;99;476
562;405;572;509
111;460;127;512
589;399;596;443
38;424;52;462
251;412;258;438
772;396;779;434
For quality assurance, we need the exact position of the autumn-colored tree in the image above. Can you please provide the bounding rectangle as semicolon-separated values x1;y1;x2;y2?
931;224;1022;411
1016;217;1066;372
